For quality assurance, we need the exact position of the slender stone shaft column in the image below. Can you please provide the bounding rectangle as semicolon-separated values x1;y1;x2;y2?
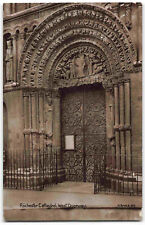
138;4;142;62
31;92;38;170
52;89;61;149
52;89;62;167
3;4;11;15
23;92;30;167
20;33;25;50
105;89;110;167
24;94;30;130
114;85;120;169
110;91;116;168
131;4;138;62
17;33;25;65
124;81;131;170
119;83;125;170
38;92;44;152
12;3;16;14
31;92;37;131
39;92;44;132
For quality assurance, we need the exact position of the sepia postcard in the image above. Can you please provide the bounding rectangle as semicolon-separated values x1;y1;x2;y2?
3;2;142;221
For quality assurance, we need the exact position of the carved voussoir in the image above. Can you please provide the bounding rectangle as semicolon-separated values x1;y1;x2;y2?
18;4;136;88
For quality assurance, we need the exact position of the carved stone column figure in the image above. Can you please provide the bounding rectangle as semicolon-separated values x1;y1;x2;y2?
44;91;53;146
124;80;131;170
52;88;63;180
5;39;13;82
106;88;115;169
119;82;125;170
114;84;120;169
12;35;17;83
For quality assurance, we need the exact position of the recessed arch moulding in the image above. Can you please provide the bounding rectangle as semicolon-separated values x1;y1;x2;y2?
19;4;136;90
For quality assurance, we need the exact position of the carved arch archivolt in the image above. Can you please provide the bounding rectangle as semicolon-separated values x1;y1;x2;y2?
18;3;136;89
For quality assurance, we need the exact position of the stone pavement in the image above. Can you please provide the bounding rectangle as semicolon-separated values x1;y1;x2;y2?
3;182;142;221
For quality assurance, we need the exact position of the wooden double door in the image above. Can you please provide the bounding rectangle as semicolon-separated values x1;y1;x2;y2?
61;84;106;182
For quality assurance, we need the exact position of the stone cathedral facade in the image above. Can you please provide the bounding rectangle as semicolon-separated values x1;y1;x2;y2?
3;3;142;193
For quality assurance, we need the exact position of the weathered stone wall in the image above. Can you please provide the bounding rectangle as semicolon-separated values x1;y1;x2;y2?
3;3;42;17
130;72;142;172
3;90;24;162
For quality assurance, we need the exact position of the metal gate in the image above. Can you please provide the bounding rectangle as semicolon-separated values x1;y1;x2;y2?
61;84;106;182
3;148;58;190
94;152;142;195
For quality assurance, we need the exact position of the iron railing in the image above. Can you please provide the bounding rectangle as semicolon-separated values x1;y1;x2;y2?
3;148;58;190
94;153;142;196
3;149;142;195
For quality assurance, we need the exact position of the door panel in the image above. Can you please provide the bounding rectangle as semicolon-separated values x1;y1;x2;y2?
61;87;84;181
61;84;106;182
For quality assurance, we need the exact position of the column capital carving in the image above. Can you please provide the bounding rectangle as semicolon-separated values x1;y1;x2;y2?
124;79;130;84
30;91;36;97
118;81;124;86
45;91;52;106
11;34;17;40
38;90;44;97
52;88;61;98
19;33;25;40
23;92;30;97
106;87;114;94
45;90;52;97
114;83;119;88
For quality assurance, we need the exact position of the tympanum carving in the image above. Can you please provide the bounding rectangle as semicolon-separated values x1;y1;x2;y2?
53;45;110;88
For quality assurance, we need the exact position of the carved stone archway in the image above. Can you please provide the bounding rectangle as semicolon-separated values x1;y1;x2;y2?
19;4;136;183
19;4;136;87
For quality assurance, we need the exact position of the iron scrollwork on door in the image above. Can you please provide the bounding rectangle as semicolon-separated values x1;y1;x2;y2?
61;84;106;182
